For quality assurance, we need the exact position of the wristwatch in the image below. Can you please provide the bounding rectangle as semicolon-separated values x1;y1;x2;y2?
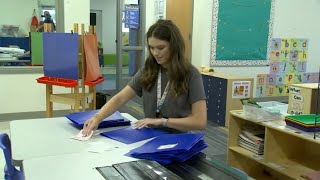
161;117;168;127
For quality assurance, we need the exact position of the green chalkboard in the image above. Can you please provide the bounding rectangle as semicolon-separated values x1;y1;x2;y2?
211;0;273;66
31;32;43;65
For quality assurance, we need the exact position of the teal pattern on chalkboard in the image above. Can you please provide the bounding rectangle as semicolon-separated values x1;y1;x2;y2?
211;0;274;66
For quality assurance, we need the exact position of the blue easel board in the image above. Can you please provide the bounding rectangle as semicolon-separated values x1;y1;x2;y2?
43;33;79;80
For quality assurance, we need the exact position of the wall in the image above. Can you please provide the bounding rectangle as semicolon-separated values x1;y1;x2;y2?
0;0;38;36
90;0;117;53
0;74;70;114
38;0;56;6
63;0;90;32
192;0;320;96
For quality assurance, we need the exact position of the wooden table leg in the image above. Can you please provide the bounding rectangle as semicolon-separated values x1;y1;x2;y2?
74;85;80;112
46;84;53;117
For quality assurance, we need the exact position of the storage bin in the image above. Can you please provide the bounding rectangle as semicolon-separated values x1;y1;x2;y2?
243;101;287;121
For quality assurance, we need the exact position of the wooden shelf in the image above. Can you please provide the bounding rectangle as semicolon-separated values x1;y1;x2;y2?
228;110;320;180
264;159;315;180
229;146;264;162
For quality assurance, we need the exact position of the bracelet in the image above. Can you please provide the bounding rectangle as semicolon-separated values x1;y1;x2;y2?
93;113;103;122
161;118;168;127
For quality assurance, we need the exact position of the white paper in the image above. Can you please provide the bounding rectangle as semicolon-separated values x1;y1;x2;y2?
87;142;119;153
70;130;93;141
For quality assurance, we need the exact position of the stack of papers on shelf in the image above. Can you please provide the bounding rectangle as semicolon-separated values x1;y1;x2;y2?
100;127;169;144
238;125;265;155
65;110;130;128
285;114;320;132
126;133;208;164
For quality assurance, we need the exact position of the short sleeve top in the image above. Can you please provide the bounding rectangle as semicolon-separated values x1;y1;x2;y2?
128;65;206;118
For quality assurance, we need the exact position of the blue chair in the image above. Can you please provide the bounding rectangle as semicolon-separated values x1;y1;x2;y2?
0;133;24;180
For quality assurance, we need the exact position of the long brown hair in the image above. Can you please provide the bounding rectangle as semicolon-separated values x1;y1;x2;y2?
140;20;191;96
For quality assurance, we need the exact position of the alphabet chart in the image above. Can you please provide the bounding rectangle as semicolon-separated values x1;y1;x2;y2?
256;38;319;97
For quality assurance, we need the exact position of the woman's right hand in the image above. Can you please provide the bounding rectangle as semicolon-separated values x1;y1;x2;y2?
82;117;100;136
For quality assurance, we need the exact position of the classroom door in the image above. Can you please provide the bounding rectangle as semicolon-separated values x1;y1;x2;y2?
116;0;146;90
90;10;103;46
166;0;193;60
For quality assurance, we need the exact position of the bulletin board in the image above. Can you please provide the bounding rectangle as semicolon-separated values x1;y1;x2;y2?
210;0;275;66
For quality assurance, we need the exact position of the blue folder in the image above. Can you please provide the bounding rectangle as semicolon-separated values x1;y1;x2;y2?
65;110;130;128
100;127;169;144
130;133;204;154
127;140;208;164
125;133;207;164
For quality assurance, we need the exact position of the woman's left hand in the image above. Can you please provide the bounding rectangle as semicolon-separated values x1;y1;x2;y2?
134;118;162;129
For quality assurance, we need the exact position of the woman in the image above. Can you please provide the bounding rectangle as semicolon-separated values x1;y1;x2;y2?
82;20;207;136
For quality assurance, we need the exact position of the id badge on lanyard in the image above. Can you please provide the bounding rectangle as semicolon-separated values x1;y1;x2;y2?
156;68;169;118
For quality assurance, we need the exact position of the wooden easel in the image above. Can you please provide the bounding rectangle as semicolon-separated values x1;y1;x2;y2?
42;23;101;117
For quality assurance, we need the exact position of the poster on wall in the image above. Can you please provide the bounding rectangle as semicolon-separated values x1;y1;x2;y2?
210;0;275;66
123;4;140;29
232;81;251;99
255;38;319;97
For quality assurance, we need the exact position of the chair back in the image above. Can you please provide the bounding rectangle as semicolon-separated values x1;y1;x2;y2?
0;133;24;180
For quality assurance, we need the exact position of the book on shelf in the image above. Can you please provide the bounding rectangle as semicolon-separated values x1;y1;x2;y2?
241;130;264;144
238;125;265;155
241;125;265;143
238;139;264;155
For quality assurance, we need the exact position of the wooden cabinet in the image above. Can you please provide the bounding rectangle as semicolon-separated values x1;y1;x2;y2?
202;72;253;126
288;83;319;115
228;110;320;180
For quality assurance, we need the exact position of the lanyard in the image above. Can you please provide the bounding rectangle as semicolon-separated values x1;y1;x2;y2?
156;68;169;116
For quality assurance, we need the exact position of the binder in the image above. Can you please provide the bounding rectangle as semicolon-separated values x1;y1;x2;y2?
65;110;130;128
100;127;169;144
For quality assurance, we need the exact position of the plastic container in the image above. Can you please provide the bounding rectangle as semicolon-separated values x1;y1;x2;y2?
243;101;288;122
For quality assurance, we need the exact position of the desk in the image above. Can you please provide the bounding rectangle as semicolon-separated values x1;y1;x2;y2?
11;113;248;180
23;145;145;180
10;113;137;166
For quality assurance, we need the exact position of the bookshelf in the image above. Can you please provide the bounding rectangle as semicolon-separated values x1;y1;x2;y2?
227;110;320;180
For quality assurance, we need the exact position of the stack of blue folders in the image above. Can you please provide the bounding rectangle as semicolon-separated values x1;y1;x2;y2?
65;110;131;128
126;133;208;164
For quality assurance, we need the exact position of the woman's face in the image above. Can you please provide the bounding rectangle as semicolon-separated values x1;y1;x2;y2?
148;37;171;67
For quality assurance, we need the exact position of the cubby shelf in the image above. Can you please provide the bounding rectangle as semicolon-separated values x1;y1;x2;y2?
228;110;320;180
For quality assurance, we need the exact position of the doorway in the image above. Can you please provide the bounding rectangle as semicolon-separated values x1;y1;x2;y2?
166;0;193;60
90;10;103;46
116;0;146;90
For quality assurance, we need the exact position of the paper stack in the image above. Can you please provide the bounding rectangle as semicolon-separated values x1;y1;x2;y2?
238;125;265;155
126;133;208;164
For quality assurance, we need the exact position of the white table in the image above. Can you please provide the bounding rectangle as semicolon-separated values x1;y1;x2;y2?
22;142;148;180
10;113;138;166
